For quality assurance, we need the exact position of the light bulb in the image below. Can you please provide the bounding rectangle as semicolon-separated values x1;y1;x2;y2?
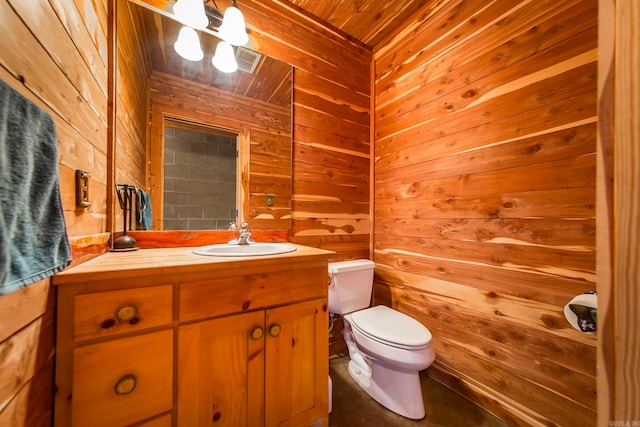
212;41;238;73
174;27;204;61
219;5;249;46
173;0;209;29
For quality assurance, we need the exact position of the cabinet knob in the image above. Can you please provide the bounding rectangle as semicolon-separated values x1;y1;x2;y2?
250;326;264;340
114;374;137;395
115;304;138;322
268;324;281;337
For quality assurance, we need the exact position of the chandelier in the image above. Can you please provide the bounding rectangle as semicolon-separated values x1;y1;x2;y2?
172;0;249;73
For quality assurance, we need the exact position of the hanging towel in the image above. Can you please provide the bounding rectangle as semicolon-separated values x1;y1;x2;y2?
0;78;71;295
136;188;152;230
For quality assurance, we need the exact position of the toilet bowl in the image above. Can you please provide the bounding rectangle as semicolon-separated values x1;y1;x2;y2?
328;260;435;419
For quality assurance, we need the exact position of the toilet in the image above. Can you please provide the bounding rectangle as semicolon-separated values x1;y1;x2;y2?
328;259;435;419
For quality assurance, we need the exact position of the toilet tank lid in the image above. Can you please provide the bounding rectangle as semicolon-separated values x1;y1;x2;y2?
328;259;375;273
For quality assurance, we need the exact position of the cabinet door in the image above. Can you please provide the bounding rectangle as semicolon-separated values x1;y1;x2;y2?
178;310;265;427
265;299;328;427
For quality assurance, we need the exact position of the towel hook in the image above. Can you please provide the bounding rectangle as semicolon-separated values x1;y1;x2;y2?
112;184;138;252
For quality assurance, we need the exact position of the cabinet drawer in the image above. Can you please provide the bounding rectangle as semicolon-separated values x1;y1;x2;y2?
71;329;173;427
180;266;327;322
74;285;173;342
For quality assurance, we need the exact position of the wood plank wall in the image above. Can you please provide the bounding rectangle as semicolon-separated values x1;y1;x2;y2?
116;0;150;193
0;0;109;424
597;0;640;424
0;0;371;418
289;69;370;259
372;0;598;426
4;0;629;425
224;0;372;260
118;0;372;259
1;1;370;418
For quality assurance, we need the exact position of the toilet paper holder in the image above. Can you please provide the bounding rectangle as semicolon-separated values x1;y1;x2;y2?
565;290;597;333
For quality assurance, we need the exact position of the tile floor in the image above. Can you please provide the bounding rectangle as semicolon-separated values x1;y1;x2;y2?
328;355;509;427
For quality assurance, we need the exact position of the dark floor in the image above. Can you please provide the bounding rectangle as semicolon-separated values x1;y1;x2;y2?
328;354;509;427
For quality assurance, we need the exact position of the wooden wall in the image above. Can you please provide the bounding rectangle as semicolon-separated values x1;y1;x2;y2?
0;0;638;427
0;0;109;425
1;0;370;420
289;68;370;259
117;0;372;259
372;0;598;426
4;0;626;425
219;0;372;260
597;0;640;424
116;0;150;193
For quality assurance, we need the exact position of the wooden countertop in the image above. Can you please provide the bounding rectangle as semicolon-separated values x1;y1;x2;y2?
54;244;334;285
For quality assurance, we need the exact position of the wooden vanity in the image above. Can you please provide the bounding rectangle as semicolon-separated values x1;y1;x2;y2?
53;244;333;427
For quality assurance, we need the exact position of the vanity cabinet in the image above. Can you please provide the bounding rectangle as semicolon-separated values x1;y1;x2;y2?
53;245;331;427
178;265;329;426
178;299;327;427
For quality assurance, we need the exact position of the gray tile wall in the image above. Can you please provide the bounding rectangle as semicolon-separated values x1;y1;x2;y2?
164;127;237;230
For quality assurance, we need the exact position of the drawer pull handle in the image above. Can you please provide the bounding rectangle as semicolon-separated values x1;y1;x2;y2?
268;324;281;337
114;374;137;395
115;304;138;322
250;327;264;340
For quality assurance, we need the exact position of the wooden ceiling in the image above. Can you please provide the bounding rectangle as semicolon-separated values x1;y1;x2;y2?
126;0;430;105
283;0;430;48
134;0;430;49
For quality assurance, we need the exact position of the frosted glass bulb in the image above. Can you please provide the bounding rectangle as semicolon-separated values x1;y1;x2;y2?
212;41;238;73
219;5;249;46
174;27;204;61
173;0;209;29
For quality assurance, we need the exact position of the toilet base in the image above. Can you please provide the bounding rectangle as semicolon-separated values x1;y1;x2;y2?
347;358;426;420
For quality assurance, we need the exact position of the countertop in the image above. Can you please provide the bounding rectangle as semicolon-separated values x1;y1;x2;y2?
53;244;334;285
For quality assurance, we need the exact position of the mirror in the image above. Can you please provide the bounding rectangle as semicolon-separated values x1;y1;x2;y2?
115;0;292;232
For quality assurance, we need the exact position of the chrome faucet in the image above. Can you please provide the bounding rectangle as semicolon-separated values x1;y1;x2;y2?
228;221;255;245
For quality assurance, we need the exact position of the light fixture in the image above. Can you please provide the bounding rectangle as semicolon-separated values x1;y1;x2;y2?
173;0;209;29
174;26;204;61
202;0;249;46
212;41;238;73
172;0;249;72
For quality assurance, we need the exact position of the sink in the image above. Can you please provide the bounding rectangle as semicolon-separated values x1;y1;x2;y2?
193;243;297;257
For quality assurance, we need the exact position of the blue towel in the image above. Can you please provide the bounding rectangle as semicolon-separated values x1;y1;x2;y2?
0;78;71;295
136;188;152;230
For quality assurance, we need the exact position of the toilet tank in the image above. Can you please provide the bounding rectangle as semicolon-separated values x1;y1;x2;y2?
328;259;375;314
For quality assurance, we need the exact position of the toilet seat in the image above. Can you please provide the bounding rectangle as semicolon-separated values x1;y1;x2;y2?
349;305;432;350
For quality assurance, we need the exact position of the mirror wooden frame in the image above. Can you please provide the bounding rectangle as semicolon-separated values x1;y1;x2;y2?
148;103;250;231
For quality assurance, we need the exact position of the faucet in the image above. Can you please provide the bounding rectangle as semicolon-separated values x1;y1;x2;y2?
228;221;255;245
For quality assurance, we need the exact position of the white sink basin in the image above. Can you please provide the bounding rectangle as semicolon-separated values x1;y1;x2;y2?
193;243;297;257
